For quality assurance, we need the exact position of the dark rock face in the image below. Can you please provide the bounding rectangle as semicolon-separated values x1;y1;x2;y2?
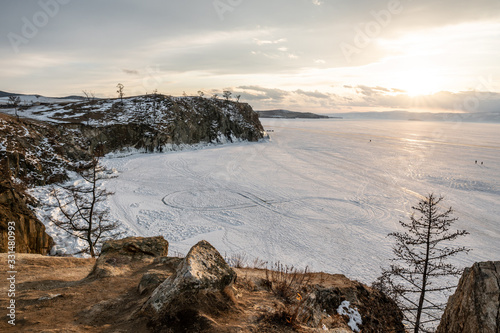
0;179;53;254
89;236;169;278
142;240;237;328
436;261;500;333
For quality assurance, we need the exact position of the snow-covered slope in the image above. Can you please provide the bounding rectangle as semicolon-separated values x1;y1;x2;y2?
0;95;82;105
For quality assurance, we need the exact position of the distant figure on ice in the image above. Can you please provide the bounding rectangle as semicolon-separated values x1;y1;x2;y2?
369;139;372;142
475;160;477;164
481;161;483;165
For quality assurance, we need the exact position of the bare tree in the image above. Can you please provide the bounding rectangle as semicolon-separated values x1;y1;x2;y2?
198;90;205;97
151;89;159;122
82;90;95;102
49;156;122;257
223;90;232;101
236;94;241;103
8;96;21;120
373;194;470;333
116;83;124;103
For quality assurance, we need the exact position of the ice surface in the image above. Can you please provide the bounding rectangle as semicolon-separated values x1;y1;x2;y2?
36;119;500;285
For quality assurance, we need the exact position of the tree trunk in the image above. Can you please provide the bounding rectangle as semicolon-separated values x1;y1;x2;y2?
414;201;434;332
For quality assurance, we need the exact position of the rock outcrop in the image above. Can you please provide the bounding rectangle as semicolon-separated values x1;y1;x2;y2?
88;236;169;278
71;97;264;154
142;240;237;329
436;261;500;333
1;240;406;332
0;179;53;254
299;281;406;332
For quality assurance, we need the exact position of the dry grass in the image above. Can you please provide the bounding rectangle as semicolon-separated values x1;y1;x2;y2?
264;262;312;301
225;253;248;268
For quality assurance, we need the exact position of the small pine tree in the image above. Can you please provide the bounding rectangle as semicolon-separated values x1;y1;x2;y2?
374;194;470;333
49;156;122;257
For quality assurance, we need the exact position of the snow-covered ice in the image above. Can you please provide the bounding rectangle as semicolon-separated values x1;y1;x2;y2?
37;119;500;284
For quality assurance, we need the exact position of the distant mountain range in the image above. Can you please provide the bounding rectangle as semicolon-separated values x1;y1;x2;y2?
256;109;335;119
326;110;500;123
0;90;84;101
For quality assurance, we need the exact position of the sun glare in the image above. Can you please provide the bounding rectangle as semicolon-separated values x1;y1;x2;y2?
395;68;445;97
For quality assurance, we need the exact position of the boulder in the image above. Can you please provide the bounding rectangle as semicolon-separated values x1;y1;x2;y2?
88;236;168;278
0;179;53;254
100;236;169;258
142;240;237;324
436;261;500;333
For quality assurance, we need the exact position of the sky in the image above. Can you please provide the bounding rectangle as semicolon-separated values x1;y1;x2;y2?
1;0;500;113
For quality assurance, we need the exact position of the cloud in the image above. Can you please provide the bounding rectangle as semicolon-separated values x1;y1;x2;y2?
295;89;330;99
122;69;139;75
233;84;500;113
237;85;290;101
0;1;499;101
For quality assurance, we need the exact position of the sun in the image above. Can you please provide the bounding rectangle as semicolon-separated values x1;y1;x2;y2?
393;68;445;97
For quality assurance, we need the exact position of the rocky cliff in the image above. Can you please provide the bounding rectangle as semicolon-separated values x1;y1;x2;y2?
0;96;265;255
436;261;500;333
0;179;53;254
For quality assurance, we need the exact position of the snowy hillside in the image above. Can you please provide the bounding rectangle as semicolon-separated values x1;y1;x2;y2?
0;94;82;105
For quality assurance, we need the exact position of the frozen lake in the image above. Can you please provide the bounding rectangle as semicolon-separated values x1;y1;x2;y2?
103;119;500;283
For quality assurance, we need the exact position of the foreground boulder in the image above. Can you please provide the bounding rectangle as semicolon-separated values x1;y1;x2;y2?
88;236;169;278
142;240;237;329
0;179;53;254
436;261;500;333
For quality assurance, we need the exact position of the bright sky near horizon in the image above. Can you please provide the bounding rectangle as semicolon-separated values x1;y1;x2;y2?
1;0;500;113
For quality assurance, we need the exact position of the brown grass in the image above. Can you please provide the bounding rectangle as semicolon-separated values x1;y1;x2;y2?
264;262;312;302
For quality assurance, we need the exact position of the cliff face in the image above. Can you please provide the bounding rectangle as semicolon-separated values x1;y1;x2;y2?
0;179;53;254
72;98;264;154
436;261;500;333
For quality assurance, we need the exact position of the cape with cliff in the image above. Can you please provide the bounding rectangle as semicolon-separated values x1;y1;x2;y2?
0;94;498;332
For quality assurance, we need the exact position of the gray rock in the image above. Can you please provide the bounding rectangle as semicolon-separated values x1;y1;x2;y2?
142;240;237;317
100;236;169;258
436;261;500;333
89;236;169;278
138;270;171;295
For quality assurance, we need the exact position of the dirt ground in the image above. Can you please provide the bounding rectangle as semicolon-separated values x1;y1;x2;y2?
0;253;394;332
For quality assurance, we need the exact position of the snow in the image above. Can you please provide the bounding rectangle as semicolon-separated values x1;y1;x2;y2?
31;119;500;284
337;300;362;332
0;95;81;105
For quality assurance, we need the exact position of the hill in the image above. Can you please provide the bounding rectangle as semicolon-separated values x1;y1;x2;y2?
256;109;332;119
